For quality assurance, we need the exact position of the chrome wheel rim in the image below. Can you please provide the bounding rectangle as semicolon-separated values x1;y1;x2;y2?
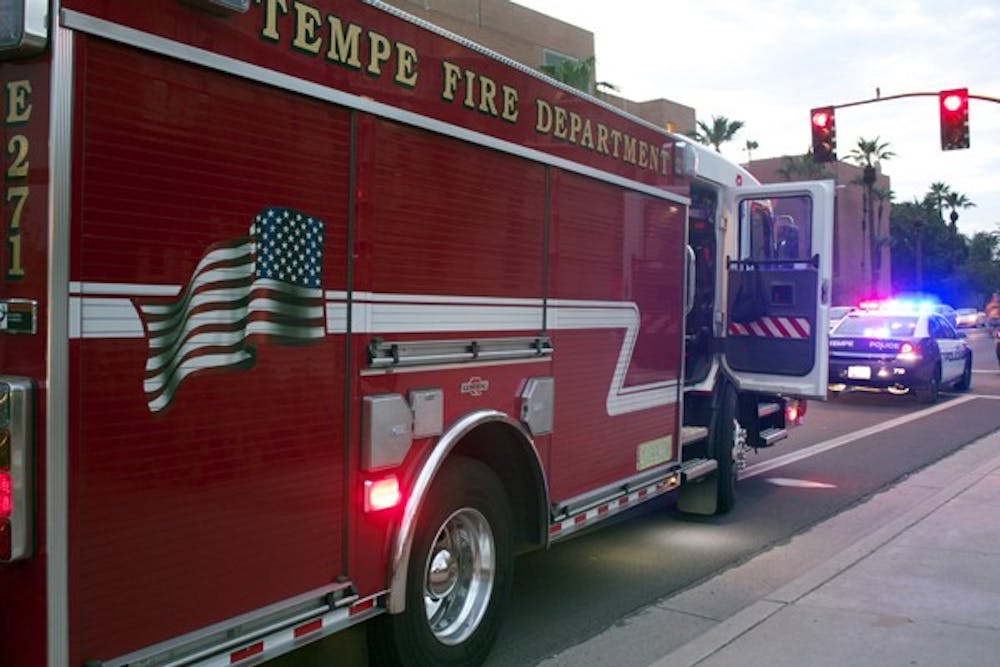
423;508;495;645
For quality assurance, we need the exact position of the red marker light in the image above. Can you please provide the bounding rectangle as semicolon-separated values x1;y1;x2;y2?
786;405;799;424
0;471;11;519
365;476;401;512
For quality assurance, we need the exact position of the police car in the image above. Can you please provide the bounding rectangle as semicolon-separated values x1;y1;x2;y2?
828;300;973;402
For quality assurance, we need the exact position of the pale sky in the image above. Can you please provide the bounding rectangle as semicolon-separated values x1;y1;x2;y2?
516;1;1000;237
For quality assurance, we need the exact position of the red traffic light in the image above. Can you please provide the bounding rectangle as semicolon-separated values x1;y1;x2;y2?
809;106;836;162
811;109;832;129
939;88;969;150
942;93;964;112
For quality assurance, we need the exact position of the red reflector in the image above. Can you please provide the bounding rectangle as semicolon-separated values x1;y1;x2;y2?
365;477;401;512
350;598;375;616
294;619;323;638
0;471;11;520
230;642;264;663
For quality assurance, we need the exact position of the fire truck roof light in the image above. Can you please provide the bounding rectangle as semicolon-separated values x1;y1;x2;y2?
365;476;401;513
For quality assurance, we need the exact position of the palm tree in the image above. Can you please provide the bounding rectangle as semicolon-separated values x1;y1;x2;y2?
871;186;895;291
775;151;831;181
847;137;895;293
925;182;952;223
942;191;976;272
942;191;976;231
743;139;759;163
688;115;745;153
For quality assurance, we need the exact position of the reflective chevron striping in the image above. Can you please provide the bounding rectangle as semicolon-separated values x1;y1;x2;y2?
728;316;811;339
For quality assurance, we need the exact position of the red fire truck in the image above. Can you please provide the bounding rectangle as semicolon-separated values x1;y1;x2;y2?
0;1;833;665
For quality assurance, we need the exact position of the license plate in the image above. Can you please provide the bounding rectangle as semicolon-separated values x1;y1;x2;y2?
848;365;871;380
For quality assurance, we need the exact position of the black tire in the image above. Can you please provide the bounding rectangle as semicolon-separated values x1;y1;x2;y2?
711;381;739;514
954;354;972;391
369;458;513;667
916;365;941;404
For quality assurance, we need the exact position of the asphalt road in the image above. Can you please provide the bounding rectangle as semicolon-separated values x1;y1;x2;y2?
282;328;1000;666
484;326;1000;666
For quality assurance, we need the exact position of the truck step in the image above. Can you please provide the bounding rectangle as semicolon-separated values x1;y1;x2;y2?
681;425;709;446
758;427;787;447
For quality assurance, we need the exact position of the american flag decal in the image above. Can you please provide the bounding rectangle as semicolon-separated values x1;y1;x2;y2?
140;207;326;412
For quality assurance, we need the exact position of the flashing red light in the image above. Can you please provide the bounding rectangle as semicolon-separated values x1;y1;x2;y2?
0;471;11;520
365;476;401;512
811;110;830;128
897;342;921;360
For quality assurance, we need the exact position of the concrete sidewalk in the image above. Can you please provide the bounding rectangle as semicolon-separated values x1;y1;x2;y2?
540;428;1000;667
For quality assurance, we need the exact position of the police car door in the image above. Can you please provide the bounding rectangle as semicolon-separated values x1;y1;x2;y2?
724;181;834;399
930;315;966;382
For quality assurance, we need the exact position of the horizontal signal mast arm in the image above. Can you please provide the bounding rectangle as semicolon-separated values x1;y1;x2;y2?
817;91;1000;110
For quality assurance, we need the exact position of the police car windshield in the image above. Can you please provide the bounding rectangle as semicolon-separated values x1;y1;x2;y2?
836;315;918;338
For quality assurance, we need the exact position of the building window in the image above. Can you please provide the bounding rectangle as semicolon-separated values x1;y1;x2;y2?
542;48;578;68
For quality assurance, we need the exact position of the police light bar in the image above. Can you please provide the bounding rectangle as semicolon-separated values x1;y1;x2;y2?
0;0;48;58
180;0;250;13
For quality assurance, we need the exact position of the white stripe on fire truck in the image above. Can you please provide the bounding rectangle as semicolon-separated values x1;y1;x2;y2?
70;284;680;415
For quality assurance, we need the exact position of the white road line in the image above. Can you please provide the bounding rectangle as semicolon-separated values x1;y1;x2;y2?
741;394;980;479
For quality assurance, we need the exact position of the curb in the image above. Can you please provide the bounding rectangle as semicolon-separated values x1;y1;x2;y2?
648;442;1000;667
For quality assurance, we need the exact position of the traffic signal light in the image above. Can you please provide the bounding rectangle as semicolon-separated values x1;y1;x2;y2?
939;88;970;150
810;107;836;162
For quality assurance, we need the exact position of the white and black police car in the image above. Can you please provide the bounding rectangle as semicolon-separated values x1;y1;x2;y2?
829;299;972;403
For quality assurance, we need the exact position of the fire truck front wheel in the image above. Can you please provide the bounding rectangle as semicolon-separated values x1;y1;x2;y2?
712;381;739;514
372;457;513;667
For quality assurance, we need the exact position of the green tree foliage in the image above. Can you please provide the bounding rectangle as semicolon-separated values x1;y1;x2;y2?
775;151;831;180
890;192;997;308
686;115;745;152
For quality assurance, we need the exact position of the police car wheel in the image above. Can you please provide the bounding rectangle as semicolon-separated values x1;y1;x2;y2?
916;365;941;404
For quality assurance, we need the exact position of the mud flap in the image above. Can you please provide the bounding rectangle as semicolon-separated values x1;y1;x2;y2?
676;476;719;516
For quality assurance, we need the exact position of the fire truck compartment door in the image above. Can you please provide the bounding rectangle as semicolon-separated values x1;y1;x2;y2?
723;180;833;399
